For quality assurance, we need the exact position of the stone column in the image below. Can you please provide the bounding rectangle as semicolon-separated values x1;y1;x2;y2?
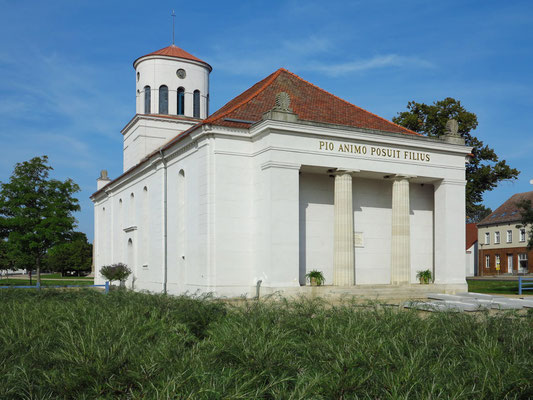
333;172;355;286
391;177;411;285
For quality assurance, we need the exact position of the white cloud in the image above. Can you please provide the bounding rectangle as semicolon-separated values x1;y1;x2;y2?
207;35;433;78
302;54;434;76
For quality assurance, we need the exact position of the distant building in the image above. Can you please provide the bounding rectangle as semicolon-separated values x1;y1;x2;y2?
465;223;478;276
477;191;533;275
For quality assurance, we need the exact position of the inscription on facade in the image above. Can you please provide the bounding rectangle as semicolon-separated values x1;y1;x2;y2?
318;140;431;162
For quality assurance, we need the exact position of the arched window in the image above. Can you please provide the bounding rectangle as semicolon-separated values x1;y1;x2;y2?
144;86;151;114
177;87;185;115
178;170;186;260
127;238;134;288
142;187;149;265
206;94;209;117
129;193;135;227
159;85;168;114
193;90;200;118
119;199;123;228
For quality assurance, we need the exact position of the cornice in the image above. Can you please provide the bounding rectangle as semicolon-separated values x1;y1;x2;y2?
249;119;473;156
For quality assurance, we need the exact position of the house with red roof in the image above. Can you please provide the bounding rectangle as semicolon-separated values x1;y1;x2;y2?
477;191;533;276
91;43;473;297
465;223;478;276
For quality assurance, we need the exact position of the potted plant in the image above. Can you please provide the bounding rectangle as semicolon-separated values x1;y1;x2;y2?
305;270;325;286
416;269;432;284
100;263;132;288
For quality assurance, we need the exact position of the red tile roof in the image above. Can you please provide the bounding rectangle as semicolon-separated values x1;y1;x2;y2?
134;45;212;70
466;223;478;250
205;68;419;135
478;191;533;226
92;68;421;198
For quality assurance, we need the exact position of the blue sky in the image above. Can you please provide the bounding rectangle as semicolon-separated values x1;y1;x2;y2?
1;0;532;242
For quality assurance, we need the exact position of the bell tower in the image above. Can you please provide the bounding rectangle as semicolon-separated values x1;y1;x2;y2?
133;45;212;118
122;44;212;172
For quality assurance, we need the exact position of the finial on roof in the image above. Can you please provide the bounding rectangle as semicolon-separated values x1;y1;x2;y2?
274;92;291;112
443;118;464;145
97;170;111;190
262;92;298;123
171;10;176;45
99;170;109;180
445;119;459;137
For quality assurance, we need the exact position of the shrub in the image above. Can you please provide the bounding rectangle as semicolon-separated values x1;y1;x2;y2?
1;292;533;398
99;263;132;283
305;269;325;286
416;269;432;284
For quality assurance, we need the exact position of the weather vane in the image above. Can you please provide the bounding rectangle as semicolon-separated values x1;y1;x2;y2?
171;10;176;45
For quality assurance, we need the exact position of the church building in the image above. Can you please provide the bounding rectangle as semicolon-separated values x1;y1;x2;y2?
91;43;472;297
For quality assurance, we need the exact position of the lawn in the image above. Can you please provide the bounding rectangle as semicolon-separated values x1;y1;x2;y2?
0;278;94;286
42;273;93;279
1;290;532;399
467;278;533;295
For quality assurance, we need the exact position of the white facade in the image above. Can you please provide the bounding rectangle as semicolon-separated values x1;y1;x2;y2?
465;243;478;276
92;46;472;297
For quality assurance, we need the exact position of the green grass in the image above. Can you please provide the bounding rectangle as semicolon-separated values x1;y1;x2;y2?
42;273;93;279
0;278;94;286
1;291;532;399
467;279;533;295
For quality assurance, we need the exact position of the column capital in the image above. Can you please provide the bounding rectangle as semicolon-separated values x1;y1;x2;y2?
390;174;417;181
329;169;360;176
437;178;467;186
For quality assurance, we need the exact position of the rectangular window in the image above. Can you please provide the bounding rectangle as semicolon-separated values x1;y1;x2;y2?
519;253;528;273
520;228;526;242
485;255;490;269
495;254;501;270
506;230;512;243
485;232;490;245
494;231;500;244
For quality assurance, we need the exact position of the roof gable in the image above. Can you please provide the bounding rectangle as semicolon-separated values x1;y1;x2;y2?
205;68;418;135
478;191;533;226
466;223;478;249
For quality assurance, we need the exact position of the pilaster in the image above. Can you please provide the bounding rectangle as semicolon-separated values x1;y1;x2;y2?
434;179;467;284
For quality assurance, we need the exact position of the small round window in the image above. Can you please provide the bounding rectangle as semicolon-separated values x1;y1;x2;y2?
176;69;186;79
137;72;140;82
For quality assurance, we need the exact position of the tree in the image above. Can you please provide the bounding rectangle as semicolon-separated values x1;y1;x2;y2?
46;232;92;276
0;156;80;286
0;239;13;278
517;199;533;249
392;98;519;222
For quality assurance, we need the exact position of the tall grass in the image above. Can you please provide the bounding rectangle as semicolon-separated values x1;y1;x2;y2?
0;290;532;399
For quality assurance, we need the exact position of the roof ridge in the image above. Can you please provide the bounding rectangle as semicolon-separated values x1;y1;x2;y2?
281;68;420;136
204;69;284;125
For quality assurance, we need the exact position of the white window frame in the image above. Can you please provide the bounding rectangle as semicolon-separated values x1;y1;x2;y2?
485;255;490;269
495;254;501;270
506;230;512;243
485;232;490;245
519;253;528;272
520;228;526;242
494;231;500;244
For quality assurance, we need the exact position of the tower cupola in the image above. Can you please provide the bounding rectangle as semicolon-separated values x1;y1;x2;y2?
134;44;211;119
